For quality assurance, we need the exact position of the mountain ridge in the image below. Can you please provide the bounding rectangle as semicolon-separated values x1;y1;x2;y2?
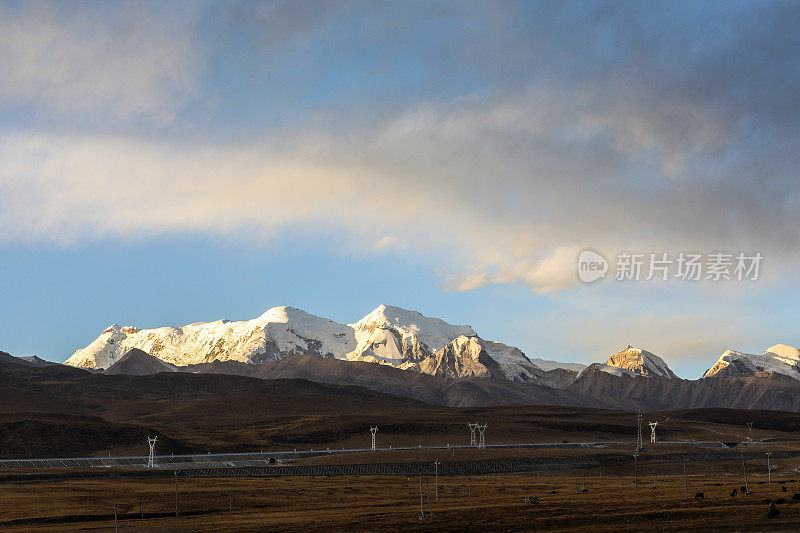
65;305;554;383
63;305;800;390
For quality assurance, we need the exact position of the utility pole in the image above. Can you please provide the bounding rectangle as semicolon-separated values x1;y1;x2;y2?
114;502;118;533
683;458;688;499
425;475;433;519
633;452;639;490
174;470;179;518
139;495;143;519
742;456;749;493
636;411;644;452
434;460;440;502
766;452;772;483
419;475;425;519
746;421;753;439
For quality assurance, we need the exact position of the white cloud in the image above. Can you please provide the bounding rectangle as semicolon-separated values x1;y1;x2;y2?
373;236;408;251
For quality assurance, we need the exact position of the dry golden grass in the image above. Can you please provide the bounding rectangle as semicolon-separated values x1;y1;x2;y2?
3;467;800;532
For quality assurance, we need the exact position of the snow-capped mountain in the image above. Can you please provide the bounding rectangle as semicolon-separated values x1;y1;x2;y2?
583;345;677;379
64;306;356;369
529;358;587;373
417;335;503;379
346;305;475;366
703;344;800;380
65;304;565;382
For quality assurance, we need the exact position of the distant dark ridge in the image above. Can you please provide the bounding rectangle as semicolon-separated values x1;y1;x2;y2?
105;348;177;376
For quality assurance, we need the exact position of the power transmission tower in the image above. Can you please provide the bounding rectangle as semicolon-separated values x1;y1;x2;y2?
467;422;478;446
147;436;157;468
649;421;658;443
477;424;487;450
370;426;378;451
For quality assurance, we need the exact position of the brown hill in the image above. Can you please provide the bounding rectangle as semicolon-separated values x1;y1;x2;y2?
105;348;177;376
254;355;599;408
568;365;800;411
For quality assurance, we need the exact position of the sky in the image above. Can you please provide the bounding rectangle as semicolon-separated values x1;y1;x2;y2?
1;0;799;378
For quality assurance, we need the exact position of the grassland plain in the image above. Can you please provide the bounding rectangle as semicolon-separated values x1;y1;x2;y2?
4;470;800;531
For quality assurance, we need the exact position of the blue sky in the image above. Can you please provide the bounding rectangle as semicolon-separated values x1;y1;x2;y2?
1;1;799;378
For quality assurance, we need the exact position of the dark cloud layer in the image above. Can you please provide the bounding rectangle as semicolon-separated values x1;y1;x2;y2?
1;0;799;293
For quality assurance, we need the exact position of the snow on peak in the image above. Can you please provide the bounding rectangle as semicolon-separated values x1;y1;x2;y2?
703;345;800;379
603;345;677;378
65;307;356;370
529;358;587;373
764;344;800;363
347;305;476;365
65;304;570;384
355;305;476;339
256;305;321;324
580;362;641;379
417;335;502;379
479;339;543;382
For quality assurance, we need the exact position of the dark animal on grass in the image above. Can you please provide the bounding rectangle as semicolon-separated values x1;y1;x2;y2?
766;503;780;519
550;490;557;494
695;492;704;500
730;489;738;498
782;486;787;492
741;486;748;493
792;493;800;501
524;496;538;505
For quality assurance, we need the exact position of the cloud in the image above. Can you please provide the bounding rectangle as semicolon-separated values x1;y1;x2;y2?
1;1;799;297
373;236;408;251
0;1;202;121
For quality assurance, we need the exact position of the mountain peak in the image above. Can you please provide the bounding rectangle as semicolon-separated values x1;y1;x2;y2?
350;305;477;364
63;304;592;384
105;348;177;376
704;345;800;379
255;305;328;324
604;346;677;378
358;305;430;326
764;344;800;361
